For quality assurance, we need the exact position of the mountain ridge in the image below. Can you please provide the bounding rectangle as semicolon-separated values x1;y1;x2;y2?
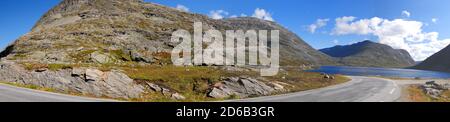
320;40;415;68
414;44;450;72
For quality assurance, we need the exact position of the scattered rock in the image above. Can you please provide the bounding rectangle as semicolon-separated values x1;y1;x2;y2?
35;68;47;72
130;50;153;63
102;71;144;98
144;82;185;100
425;81;437;85
147;83;162;92
268;82;285;91
171;93;186;100
423;88;443;99
208;88;229;98
71;68;85;77
45;52;68;62
85;69;104;82
90;51;114;64
424;81;449;90
222;66;246;72
76;47;84;51
420;81;449;98
207;77;277;99
321;73;335;79
444;84;450;90
161;88;171;96
240;78;274;95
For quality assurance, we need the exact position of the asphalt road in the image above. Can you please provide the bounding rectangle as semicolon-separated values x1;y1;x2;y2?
0;76;400;102
0;83;116;102
232;76;401;102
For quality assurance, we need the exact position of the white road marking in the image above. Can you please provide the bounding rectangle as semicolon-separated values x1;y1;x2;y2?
389;88;396;94
231;76;402;102
389;79;398;95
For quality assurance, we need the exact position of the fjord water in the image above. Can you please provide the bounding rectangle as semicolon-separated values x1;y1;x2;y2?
308;66;450;79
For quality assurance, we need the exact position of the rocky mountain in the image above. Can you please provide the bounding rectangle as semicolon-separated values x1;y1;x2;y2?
319;40;415;68
222;18;336;66
0;0;339;100
414;44;450;72
0;0;335;66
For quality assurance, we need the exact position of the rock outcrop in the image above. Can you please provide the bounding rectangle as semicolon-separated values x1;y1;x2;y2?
420;81;450;99
0;61;144;99
208;77;285;99
141;82;186;100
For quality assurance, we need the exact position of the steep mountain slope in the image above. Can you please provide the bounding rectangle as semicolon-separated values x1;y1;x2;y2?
0;0;335;66
414;44;450;72
320;40;415;68
222;18;336;66
0;0;347;100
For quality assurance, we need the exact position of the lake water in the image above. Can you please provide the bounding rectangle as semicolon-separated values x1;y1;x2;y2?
307;66;450;79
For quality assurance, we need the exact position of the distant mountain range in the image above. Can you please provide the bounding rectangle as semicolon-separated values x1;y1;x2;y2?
319;40;416;68
414;44;450;72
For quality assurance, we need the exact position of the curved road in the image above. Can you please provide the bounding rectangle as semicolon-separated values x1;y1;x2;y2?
0;76;400;102
0;83;116;102
232;76;401;102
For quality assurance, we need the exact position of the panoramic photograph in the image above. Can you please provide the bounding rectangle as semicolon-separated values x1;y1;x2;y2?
0;0;449;120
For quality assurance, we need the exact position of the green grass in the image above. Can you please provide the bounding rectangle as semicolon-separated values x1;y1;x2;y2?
122;65;226;102
265;68;350;92
7;53;28;60
48;64;73;71
69;50;96;63
120;65;349;102
110;49;132;61
21;63;73;71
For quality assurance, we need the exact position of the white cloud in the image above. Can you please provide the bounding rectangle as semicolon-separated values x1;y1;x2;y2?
230;13;248;18
207;8;273;20
308;18;329;33
432;18;438;23
333;39;339;44
175;4;189;12
332;16;382;35
331;16;450;61
402;10;411;17
252;8;274;21
209;10;229;19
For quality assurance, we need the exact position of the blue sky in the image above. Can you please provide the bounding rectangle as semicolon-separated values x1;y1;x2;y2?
1;0;450;61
